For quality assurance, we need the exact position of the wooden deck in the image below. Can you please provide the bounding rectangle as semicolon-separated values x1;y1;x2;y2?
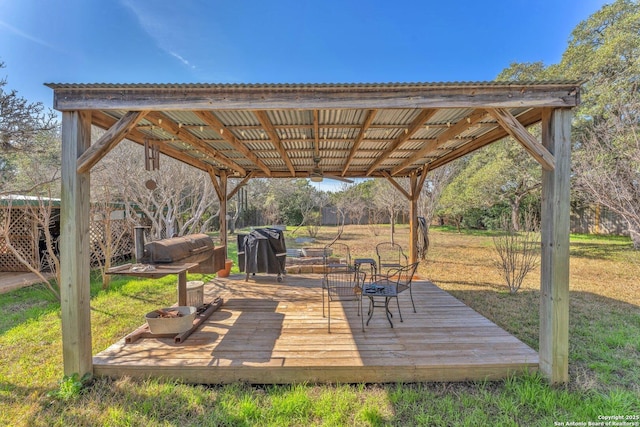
93;274;538;384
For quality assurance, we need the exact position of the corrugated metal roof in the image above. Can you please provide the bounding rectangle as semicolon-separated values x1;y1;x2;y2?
45;80;581;89
53;81;580;179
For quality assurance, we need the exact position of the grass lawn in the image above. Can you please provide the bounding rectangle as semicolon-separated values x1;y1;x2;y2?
1;225;639;426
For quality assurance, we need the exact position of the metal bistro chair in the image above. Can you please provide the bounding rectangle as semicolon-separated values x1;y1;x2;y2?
323;269;366;333
323;242;352;272
376;242;408;276
383;261;420;313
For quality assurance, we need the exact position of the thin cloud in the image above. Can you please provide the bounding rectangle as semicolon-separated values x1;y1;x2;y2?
120;0;197;70
0;19;59;51
170;52;195;69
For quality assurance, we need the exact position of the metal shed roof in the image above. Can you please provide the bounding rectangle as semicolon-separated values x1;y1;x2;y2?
46;81;581;180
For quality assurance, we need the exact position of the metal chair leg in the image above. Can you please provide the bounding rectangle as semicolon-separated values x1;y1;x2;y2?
396;296;403;322
409;286;416;313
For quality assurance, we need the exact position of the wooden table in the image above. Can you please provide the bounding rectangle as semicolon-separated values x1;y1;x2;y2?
107;262;198;306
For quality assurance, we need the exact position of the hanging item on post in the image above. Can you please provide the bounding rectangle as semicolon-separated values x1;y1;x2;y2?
416;216;429;260
144;138;160;171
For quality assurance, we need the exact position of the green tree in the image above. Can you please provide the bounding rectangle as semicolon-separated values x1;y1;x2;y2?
558;0;640;247
438;140;541;231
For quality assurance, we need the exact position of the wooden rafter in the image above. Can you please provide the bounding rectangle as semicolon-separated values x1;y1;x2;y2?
392;109;486;175
428;109;542;171
91;112;211;172
313;110;320;159
254;110;296;176
342;109;377;176
487;108;555;171
207;166;223;201
366;109;436;176
381;171;410;200
77;110;149;173
146;112;246;175
208;166;252;201
413;164;429;200
194;111;271;176
227;172;255;199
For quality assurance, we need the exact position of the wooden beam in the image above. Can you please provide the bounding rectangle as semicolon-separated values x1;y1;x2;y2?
219;170;228;253
207;166;223;200
313;110;320;159
91;111;211;172
539;108;571;384
146;112;246;175
488;108;555;171
193;111;272;176
392;110;486;175
77;110;148;173
381;171;410;200
409;172;419;264
428;109;542;171
414;164;429;201
367;109;437;176
342;109;377;176
50;83;581;111
60;110;93;378
227;172;255;199
254;110;296;176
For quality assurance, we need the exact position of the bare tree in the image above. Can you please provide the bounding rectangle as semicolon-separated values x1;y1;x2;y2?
89;187;134;289
1;62;58;195
493;210;540;294
331;182;360;242
574;123;640;248
303;190;328;238
93;141;219;239
373;179;408;244
418;162;460;257
559;0;640;248
0;196;60;299
366;207;384;237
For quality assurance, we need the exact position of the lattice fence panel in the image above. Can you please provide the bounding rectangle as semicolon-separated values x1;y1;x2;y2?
0;209;39;272
89;218;134;265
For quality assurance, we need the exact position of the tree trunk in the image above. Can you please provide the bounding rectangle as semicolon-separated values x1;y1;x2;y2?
627;221;640;250
510;195;522;232
389;208;396;244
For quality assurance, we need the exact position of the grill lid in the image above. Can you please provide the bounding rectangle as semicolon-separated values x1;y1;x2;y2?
140;234;214;264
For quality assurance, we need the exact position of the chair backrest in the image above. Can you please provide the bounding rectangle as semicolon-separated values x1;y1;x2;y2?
376;242;408;273
387;262;419;293
324;242;352;271
324;270;365;300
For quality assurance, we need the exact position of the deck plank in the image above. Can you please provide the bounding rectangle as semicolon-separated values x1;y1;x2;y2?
93;274;538;383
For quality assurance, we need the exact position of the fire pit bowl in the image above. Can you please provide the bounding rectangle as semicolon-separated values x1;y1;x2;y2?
145;306;197;334
302;247;329;258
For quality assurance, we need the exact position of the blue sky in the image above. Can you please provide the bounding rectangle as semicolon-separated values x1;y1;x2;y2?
1;0;610;110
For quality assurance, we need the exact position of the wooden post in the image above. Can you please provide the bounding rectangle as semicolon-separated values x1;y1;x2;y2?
219;170;228;257
177;271;187;306
409;172;418;264
60;111;93;377
539;108;571;384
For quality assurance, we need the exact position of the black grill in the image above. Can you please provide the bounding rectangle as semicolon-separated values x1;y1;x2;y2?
237;228;286;282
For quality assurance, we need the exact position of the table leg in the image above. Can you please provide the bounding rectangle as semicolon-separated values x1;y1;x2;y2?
366;296;374;326
177;272;187;306
384;297;394;328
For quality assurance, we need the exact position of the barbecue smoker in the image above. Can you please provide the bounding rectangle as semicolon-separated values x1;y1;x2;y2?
134;227;225;274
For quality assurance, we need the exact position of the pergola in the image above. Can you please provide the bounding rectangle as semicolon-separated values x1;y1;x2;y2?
48;81;579;384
